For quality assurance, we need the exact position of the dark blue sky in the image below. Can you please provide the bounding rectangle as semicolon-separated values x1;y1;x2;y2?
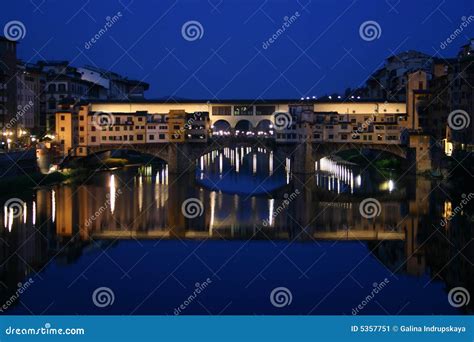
2;0;473;99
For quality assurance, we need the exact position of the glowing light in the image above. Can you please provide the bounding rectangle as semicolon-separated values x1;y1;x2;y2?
32;201;36;225
268;199;274;226
51;190;56;223
388;180;395;192
109;174;116;214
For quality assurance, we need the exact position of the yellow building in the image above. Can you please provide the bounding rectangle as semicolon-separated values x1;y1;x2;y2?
167;110;186;143
55;110;78;156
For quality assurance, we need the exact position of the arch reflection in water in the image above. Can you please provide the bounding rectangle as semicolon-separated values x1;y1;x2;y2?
0;166;472;315
315;157;396;195
196;147;287;195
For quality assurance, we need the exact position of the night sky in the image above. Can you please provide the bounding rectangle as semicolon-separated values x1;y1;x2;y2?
2;0;473;99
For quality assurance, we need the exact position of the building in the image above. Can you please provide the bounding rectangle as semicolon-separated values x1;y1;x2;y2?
413;39;474;154
366;51;433;101
36;61;107;132
0;36;18;139
77;66;149;100
16;61;44;132
55;106;78;156
55;99;410;156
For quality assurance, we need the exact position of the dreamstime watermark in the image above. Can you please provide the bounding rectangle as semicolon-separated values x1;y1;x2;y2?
272;112;293;130
447;109;471;131
84;189;123;227
270;287;293;308
5;101;34;130
92;287;115;308
440;193;473;228
181;20;204;42
352;114;375;138
262;11;301;50
0;278;34;313
440;16;474;49
5;323;85;336
85;12;123;49
359;198;382;219
181;198;204;219
3;198;26;219
447;287;470;308
262;189;300;227
173;278;213;315
359;20;382;42
92;111;116;130
3;20;26;41
351;278;390;315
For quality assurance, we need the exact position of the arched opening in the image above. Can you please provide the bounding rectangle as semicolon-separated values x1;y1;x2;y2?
235;120;254;137
80;149;167;169
212;120;231;137
314;147;406;194
195;146;285;195
255;119;274;138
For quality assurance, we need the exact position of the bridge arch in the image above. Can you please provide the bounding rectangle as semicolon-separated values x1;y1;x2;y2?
235;120;254;137
212;119;232;136
312;143;408;160
255;119;273;137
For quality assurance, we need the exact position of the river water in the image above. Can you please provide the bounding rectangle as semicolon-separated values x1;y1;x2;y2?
0;146;472;315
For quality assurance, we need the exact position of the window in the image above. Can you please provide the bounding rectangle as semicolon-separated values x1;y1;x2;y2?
58;84;66;92
79;126;84;131
79;116;84;121
328;134;334;139
91;126;96;131
149;135;154;140
91;136;96;142
60;127;65;131
79;137;84;143
212;106;231;116
137;134;143;140
102;136;106;141
255;106;276;115
173;125;180;130
48;84;56;92
159;134;165;139
60;115;65;120
234;106;253;116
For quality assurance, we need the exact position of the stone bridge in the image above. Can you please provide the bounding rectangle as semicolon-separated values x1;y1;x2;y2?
86;137;429;174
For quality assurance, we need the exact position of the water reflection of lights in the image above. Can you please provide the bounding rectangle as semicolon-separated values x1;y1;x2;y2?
7;208;13;232
32;201;36;226
109;174;117;214
199;147;274;177
23;202;27;224
379;179;396;193
268;198;275;226
209;191;216;234
316;157;360;194
51;190;56;223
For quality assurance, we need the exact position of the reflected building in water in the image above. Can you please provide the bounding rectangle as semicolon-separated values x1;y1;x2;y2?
0;153;472;313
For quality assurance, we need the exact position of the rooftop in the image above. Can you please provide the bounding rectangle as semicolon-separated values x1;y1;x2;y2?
85;97;404;105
